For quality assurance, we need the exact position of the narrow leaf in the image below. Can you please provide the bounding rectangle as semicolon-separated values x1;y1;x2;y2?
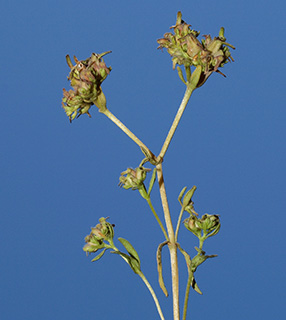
112;250;140;274
91;248;107;262
148;168;157;195
182;186;197;207
177;244;203;294
156;241;169;297
178;186;187;205
189;65;202;89
111;250;130;263
177;66;186;84
191;277;203;295
118;237;140;265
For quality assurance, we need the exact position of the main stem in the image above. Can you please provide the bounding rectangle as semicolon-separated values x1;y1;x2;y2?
156;163;180;320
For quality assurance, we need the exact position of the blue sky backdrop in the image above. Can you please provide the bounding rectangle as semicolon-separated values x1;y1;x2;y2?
1;0;285;319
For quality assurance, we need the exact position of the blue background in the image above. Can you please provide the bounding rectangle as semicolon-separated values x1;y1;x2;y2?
1;0;285;319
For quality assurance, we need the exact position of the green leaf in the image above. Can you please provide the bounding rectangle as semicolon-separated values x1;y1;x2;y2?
91;248;107;262
177;66;186;84
148;168;157;196
191;248;218;272
177;244;203;295
178;186;187;205
112;251;140;274
191;276;203;295
128;256;141;273
182;186;197;207
118;237;140;266
189;65;202;89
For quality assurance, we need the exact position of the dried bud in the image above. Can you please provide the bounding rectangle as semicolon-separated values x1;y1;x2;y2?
62;52;111;122
62;88;92;121
157;12;201;69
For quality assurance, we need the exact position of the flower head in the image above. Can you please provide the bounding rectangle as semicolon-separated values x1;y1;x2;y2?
119;167;150;190
62;52;111;122
184;213;220;239
83;217;115;254
157;12;235;87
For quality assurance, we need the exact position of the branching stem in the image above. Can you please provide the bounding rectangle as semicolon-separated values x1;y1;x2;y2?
101;108;155;160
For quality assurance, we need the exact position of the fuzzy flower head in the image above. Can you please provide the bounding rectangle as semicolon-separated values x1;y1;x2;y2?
62;52;111;122
157;12;235;87
83;217;115;254
184;214;220;239
119;167;151;190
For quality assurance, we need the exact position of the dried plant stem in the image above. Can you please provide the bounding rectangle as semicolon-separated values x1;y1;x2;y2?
146;197;169;241
175;207;185;242
156;163;180;320
155;86;195;320
137;270;166;320
159;85;194;159
101;108;155;159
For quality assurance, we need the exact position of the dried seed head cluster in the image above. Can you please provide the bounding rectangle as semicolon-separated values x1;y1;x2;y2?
83;217;114;254
157;12;235;87
62;52;111;122
119;167;151;190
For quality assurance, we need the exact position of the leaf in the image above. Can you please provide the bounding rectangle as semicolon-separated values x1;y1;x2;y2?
148;168;157;195
156;241;169;297
189;65;202;89
177;66;186;84
178;186;187;205
191;277;203;295
182;186;197;207
91;248;107;262
112;250;140;274
118;238;140;266
177;244;203;294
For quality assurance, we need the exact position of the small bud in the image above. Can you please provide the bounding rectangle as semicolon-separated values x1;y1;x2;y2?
83;217;115;254
119;167;150;190
96;217;115;242
184;213;220;239
184;215;201;238
201;214;221;238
